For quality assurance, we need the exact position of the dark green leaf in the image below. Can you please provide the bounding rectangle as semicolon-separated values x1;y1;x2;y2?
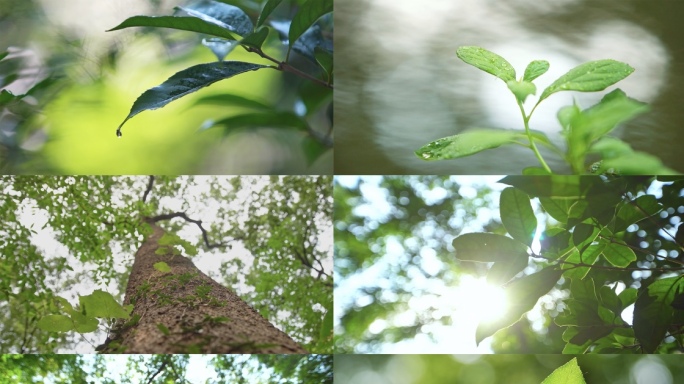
209;111;310;134
613;195;662;233
107;16;238;40
594;151;678;175
476;267;561;344
0;73;18;88
572;223;595;247
257;0;284;27
302;136;329;165
539;59;634;102
539;197;576;223
452;233;528;263
240;26;270;50
194;93;271;110
116;62;268;136
157;323;171;336
523;60;550;82
456;46;516;82
178;0;254;37
498;176;582;198
289;0;333;49
0;51;8;61
633;276;684;353
314;47;333;80
500;187;537;246
416;129;520;161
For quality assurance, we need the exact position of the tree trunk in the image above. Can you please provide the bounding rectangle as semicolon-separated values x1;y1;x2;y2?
99;223;307;354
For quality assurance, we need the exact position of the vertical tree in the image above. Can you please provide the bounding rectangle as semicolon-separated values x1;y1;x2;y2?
0;175;332;353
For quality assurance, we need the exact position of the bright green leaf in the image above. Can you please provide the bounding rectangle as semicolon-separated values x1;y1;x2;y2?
601;242;636;267
79;290;130;319
416;129;520;161
506;80;536;103
500;187;537;246
456;46;516;82
476;267;561;344
37;315;74;333
539;59;634;102
541;358;586;384
154;262;172;273
69;312;100;333
116;62;268;136
523;60;550;82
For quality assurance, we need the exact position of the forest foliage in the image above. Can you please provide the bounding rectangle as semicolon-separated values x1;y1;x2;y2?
0;175;332;353
334;176;684;353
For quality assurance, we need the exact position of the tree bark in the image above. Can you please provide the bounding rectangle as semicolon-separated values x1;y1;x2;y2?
99;223;307;354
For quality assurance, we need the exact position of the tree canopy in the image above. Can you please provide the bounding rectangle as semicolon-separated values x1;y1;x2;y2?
0;175;332;353
334;175;684;353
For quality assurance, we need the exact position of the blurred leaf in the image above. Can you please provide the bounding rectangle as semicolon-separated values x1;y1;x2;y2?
36;315;74;333
194;93;271;110
154;262;172;273
541;358;586;384
302;136;329;165
500;187;537;246
210;110;309;133
240;26;270;50
257;0;284;27
523;60;550;82
506;80;536;103
79;290;130;319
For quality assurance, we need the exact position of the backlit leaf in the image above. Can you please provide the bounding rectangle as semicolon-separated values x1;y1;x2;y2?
601;242;636;267
539;59;634;102
36;315;74;332
500;187;537;246
541;358;586;384
80;290;130;319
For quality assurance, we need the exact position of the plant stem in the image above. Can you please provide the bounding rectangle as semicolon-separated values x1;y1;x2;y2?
517;101;552;173
245;47;333;89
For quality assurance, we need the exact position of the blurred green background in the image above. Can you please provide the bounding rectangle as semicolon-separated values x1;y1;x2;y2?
1;0;332;174
334;354;684;384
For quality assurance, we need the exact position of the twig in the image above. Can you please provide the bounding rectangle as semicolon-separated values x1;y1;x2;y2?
142;176;155;203
244;46;333;90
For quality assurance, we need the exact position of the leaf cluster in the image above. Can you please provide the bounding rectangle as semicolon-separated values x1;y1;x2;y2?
416;46;676;174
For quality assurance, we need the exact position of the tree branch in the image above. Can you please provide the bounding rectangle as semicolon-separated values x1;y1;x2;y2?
142;175;155;203
148;212;235;249
145;359;168;384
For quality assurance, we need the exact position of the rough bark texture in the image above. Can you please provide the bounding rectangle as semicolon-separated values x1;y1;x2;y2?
100;223;307;354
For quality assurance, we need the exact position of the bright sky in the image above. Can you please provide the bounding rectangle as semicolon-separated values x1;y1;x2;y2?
12;176;332;353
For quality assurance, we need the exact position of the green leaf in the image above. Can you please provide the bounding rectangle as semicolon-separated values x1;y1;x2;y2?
541;358;586;384
69;312;100;333
193;94;271;110
498;176;582;198
79;290;130;319
452;233;528;263
506;80;536;103
539;60;634;102
523;60;550;82
116;61;268;136
157;323;171;336
476;267;561;344
613;195;662;232
572;223;595;247
562;246;601;280
289;0;333;48
592;151;678;175
107;16;238;40
601;242;636;267
539;197;575;222
302;136;329;165
499;187;537;246
208;111;310;134
633;276;684;353
154;262;172;273
0;50;8;61
36;315;74;332
240;26;270;50
178;0;254;37
415;129;520;161
155;247;170;255
257;0;284;27
456;46;516;82
320;309;333;340
314;47;334;80
572;89;649;142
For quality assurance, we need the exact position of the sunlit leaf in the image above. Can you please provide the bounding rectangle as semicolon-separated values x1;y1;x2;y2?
456;46;516;82
80;290;130;319
476;267;562;344
601;242;636;267
416;129;521;161
154;262;172;273
541;358;586;384
539;59;634;102
116;62;268;136
500;187;537;246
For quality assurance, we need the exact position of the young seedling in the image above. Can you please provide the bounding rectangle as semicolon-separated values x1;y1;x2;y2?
415;46;676;175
